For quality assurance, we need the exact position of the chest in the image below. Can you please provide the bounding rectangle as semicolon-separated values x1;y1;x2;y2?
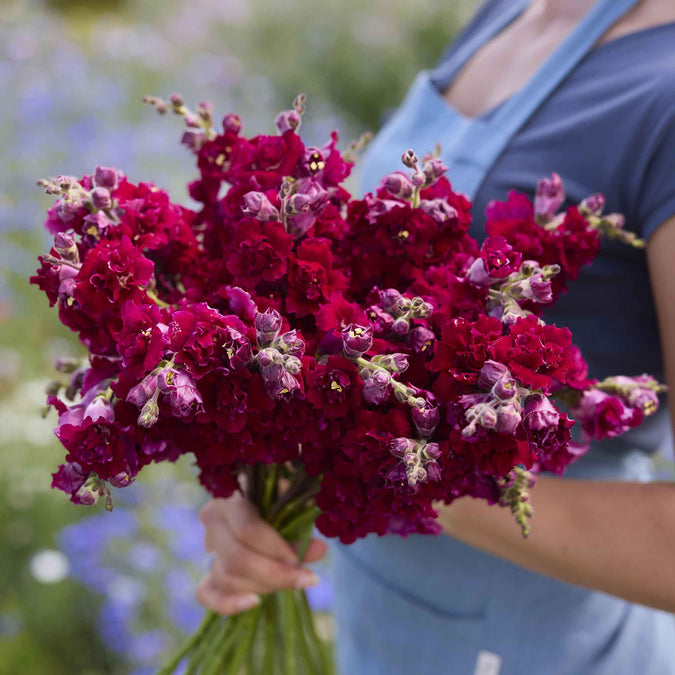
441;18;576;118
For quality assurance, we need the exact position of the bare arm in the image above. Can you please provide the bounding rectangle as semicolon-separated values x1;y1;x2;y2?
436;215;675;613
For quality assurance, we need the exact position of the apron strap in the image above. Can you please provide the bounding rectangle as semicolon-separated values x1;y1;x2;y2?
442;0;643;198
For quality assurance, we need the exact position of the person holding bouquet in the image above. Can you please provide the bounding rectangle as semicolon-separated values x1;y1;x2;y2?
198;0;675;672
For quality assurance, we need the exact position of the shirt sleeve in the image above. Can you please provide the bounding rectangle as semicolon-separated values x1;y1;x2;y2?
635;95;675;241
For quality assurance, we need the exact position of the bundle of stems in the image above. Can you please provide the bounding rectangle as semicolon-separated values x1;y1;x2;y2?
157;463;334;674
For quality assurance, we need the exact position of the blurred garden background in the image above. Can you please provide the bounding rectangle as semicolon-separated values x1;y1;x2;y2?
0;0;477;672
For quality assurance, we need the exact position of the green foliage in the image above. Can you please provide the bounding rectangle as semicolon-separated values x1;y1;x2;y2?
214;0;473;131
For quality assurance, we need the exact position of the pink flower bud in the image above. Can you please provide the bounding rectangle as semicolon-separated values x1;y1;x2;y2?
412;405;439;438
404;452;420;467
378;288;402;311
371;369;391;387
275;109;301;134
528;275;553;304
184;113;201;128
410;297;433;318
425;461;441;482
266;371;301;399
390;437;416;458
408;326;435;354
257;347;281;368
255;309;282;346
422;158;447;186
408;465;427;487
54;232;79;263
58;198;82;222
496;402;521;435
57;175;72;190
419;198;458;224
401;150;418;169
94;166;119;190
277;330;305;357
367;305;395;336
182;130;206;152
466;258;491;286
391;318;410;336
522;394;559;432
222;113;242;134
492;376;517;401
375;353;409;373
126;374;159;407
84;396;114;423
90;187;111;210
158;369;203;418
383;172;414;200
284;193;312;215
411;170;426;188
138;397;160;428
342;323;373;358
478;360;510;389
534;172;565;222
282;354;302;375
242;191;280;222
422;442;442;460
197;101;213;121
580;193;605;216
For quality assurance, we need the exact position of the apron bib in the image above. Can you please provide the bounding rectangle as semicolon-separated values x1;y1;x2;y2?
334;2;675;674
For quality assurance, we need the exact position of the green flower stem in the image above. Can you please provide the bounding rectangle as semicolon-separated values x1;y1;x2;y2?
261;464;279;517
222;605;262;675
262;594;278;675
145;288;172;309
200;614;245;675
278;505;320;543
279;591;298;675
266;469;316;522
185;617;231;674
157;610;219;675
291;591;322;674
299;591;333;675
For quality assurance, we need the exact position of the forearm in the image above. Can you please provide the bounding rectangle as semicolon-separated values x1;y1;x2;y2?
437;476;675;612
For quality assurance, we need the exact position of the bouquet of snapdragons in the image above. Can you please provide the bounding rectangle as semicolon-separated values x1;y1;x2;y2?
32;93;663;673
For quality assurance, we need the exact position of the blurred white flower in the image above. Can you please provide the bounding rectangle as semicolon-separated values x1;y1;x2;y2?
29;549;70;583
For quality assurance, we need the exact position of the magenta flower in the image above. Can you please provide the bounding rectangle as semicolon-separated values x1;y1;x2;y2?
534;172;565;222
157;369;204;418
341;323;373;358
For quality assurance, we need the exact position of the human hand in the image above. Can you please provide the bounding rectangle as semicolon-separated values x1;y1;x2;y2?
197;493;328;615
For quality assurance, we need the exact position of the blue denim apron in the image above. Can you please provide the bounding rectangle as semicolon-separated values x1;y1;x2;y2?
332;1;675;673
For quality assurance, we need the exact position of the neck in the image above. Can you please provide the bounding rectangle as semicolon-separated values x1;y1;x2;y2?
533;0;600;19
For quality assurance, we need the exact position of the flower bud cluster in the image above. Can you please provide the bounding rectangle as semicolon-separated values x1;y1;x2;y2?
39;166;122;243
276;173;329;238
275;93;306;134
368;288;434;338
390;437;442;488
497;467;536;537
598;375;664;415
568;374;664;441
144;94;218;152
460;360;523;437
381;149;449;208
482;259;561;324
585;211;643;249
534;172;565;224
254;309;306;399
126;363;204;427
